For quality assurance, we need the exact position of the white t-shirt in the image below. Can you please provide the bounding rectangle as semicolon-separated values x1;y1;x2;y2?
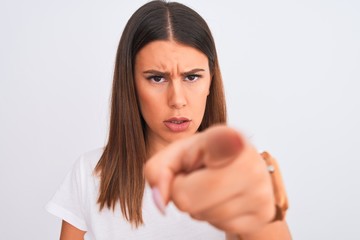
46;148;225;240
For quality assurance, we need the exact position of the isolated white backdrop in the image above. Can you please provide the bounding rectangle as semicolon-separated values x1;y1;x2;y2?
1;0;359;239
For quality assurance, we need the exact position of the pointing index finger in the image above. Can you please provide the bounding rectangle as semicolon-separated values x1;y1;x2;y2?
144;136;190;205
144;125;245;211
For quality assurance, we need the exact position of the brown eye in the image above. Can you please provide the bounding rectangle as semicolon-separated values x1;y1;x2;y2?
147;75;165;83
185;74;200;82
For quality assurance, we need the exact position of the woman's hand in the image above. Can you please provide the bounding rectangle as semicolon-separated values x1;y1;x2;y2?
144;125;276;235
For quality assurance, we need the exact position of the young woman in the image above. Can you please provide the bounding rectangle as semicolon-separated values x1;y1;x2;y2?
46;1;291;239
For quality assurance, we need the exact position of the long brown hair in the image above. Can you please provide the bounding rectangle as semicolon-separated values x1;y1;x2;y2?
95;0;227;227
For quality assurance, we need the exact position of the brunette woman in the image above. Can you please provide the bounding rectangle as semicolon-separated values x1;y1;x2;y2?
46;1;291;239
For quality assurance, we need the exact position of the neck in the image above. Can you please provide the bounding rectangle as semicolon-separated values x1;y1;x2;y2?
146;137;169;159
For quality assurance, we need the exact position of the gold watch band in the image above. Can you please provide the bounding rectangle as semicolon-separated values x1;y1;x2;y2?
261;151;289;221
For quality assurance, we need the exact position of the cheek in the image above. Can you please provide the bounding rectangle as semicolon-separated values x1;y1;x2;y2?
195;79;211;103
185;77;210;110
137;87;163;121
190;85;210;116
138;91;151;115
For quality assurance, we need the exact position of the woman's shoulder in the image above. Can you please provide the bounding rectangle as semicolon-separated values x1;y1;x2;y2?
45;148;105;232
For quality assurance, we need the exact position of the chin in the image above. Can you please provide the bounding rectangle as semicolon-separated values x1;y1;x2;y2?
165;130;196;142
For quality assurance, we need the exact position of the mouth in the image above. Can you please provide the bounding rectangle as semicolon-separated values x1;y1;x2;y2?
163;117;192;132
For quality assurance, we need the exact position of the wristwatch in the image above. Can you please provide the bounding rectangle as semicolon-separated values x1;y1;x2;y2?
261;151;289;221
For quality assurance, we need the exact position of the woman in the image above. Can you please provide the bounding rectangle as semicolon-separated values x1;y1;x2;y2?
46;1;291;239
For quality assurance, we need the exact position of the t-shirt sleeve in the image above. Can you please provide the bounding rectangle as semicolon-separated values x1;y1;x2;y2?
45;155;88;231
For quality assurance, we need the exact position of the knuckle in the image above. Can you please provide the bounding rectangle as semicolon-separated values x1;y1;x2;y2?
254;192;276;222
190;212;205;221
211;216;261;234
249;183;275;221
172;189;192;212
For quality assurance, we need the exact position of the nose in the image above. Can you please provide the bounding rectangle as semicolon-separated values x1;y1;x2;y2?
168;80;187;109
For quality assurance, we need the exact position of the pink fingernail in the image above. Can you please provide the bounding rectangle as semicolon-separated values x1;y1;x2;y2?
151;187;166;215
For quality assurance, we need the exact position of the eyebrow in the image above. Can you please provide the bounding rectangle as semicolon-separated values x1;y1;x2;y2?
142;68;205;77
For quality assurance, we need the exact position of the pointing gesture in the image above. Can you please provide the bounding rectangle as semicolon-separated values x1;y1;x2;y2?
144;125;276;235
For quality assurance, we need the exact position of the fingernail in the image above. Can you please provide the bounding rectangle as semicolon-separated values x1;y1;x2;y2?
151;187;166;215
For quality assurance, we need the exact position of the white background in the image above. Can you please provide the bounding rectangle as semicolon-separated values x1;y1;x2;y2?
1;0;359;239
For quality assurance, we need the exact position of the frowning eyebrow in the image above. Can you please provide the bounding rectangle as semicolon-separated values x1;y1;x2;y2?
142;68;205;77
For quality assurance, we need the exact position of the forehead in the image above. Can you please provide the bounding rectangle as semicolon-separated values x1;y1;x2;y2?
135;40;209;71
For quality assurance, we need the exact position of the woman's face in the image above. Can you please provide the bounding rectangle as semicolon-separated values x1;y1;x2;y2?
135;40;211;153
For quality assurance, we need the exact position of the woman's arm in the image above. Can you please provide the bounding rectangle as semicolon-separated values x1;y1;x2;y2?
60;220;86;240
145;126;292;238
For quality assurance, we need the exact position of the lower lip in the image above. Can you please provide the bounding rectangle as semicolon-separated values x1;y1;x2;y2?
163;121;191;132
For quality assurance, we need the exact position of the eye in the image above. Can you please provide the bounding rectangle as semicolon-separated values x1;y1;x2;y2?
185;74;200;82
147;75;166;83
